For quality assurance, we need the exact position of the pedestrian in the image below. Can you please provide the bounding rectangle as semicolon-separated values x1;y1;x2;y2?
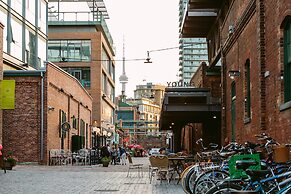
119;146;127;165
110;146;117;165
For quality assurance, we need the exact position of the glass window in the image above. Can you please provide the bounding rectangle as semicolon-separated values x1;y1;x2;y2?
62;67;91;88
39;0;47;34
102;73;107;92
284;20;291;102
48;40;91;62
0;8;7;52
38;36;46;68
28;31;37;68
26;0;35;25
11;0;22;16
102;47;110;72
9;16;22;60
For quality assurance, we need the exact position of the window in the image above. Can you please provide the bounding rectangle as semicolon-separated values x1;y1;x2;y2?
48;40;91;62
284;20;291;102
80;119;85;148
59;110;67;138
102;73;107;92
244;59;251;119
63;67;90;88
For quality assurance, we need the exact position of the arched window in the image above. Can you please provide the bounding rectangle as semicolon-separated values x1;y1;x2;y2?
284;19;291;102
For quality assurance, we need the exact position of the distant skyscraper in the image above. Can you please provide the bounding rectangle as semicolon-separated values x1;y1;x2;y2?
119;40;128;99
178;0;208;83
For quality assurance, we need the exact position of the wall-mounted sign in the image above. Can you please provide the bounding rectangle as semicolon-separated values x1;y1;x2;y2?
166;81;195;88
61;122;71;133
0;80;15;109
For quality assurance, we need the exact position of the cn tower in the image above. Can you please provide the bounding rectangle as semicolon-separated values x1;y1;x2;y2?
119;40;128;100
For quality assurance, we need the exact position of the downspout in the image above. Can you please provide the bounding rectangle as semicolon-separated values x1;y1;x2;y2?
258;0;266;130
40;71;44;162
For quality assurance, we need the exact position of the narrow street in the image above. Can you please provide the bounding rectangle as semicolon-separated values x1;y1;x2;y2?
0;157;184;194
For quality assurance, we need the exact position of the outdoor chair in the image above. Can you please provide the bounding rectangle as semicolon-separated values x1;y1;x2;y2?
49;149;61;166
126;154;143;177
149;155;174;184
75;149;89;165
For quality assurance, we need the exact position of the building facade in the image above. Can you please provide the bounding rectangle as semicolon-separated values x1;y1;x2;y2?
181;0;291;144
0;0;48;70
3;63;92;164
134;82;166;107
178;0;208;83
47;0;115;145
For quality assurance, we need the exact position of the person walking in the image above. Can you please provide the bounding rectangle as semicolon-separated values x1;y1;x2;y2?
119;146;127;165
110;146;117;165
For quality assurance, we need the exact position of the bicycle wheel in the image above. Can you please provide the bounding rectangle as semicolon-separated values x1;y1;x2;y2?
193;170;229;194
184;165;204;194
205;182;243;194
181;164;198;194
280;183;291;194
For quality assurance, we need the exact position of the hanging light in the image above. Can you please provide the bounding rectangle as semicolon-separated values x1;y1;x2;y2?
144;51;152;63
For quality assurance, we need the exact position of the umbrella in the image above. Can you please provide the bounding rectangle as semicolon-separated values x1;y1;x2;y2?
128;144;143;149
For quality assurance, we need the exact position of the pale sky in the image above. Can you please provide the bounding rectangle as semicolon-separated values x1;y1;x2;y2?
104;0;180;98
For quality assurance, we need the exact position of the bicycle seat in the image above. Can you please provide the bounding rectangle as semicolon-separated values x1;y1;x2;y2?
208;143;219;150
245;169;272;181
236;160;258;170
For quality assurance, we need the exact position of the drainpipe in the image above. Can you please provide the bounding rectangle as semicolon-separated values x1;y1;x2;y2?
40;71;45;162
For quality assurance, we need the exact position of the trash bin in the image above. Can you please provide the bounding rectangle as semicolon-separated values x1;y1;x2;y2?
273;145;289;163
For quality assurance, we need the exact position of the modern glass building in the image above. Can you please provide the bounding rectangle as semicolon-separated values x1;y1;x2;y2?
0;0;48;69
178;0;208;83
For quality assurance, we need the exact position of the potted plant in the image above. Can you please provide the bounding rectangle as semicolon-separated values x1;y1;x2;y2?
4;151;17;170
101;156;111;167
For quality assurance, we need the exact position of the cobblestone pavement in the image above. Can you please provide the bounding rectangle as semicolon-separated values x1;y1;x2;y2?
0;157;185;194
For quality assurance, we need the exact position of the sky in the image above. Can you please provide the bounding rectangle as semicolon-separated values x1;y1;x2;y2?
103;0;180;98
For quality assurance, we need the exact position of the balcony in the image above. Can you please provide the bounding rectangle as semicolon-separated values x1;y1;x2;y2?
48;11;114;53
180;0;223;38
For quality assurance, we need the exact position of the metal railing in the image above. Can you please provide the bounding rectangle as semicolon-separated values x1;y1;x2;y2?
48;11;114;52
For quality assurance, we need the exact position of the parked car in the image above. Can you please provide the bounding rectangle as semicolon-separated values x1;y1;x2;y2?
149;148;161;155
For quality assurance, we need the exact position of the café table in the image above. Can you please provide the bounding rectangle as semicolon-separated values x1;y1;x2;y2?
168;156;195;184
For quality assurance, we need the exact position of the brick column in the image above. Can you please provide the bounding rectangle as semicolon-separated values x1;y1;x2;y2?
0;22;4;144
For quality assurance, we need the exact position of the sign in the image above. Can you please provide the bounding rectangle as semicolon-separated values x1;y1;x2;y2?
166;81;195;88
61;122;71;133
0;80;15;109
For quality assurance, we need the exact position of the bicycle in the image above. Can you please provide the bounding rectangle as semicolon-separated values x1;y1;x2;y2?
206;160;291;194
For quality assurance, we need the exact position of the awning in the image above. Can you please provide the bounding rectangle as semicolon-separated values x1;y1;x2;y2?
159;87;221;130
181;0;223;37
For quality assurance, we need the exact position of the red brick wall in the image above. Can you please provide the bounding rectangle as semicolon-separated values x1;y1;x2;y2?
3;76;42;163
3;63;93;164
224;15;259;143
264;0;291;143
0;22;4;144
46;63;92;160
191;62;221;98
221;0;291;144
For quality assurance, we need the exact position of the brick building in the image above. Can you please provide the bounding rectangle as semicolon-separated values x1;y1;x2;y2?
181;0;291;144
3;63;92;164
47;1;116;145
